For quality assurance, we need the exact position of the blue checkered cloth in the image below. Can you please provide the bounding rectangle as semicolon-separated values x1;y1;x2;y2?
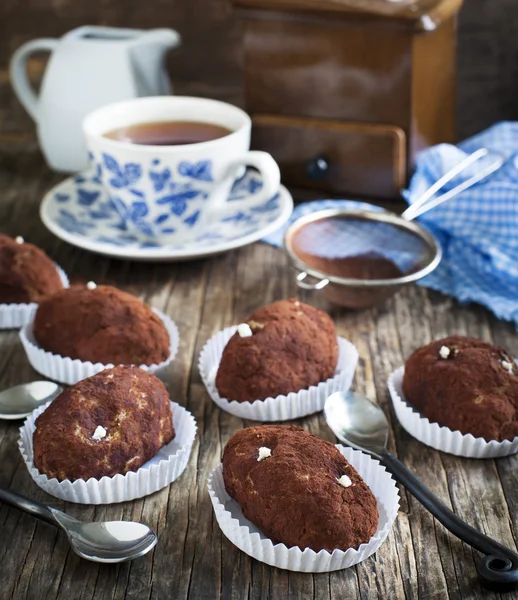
263;122;518;326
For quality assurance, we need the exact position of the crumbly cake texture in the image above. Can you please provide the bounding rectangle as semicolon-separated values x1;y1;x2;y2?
402;335;518;441
33;285;170;365
33;366;175;481
0;234;63;303
215;298;338;402
222;425;379;552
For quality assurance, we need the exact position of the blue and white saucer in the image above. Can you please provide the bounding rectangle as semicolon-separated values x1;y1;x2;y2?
40;170;293;261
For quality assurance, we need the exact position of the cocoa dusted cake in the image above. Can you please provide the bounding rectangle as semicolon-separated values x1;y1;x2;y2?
0;234;63;303
223;425;378;552
33;284;170;366
33;366;175;481
215;298;338;401
402;335;518;441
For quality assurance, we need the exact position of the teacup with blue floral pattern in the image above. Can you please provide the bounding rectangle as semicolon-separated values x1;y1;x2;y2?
83;96;280;242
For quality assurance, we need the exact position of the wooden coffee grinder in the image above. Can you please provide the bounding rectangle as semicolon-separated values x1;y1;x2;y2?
233;0;463;200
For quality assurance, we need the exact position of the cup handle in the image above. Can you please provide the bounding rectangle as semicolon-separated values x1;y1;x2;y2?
214;150;281;212
10;38;58;121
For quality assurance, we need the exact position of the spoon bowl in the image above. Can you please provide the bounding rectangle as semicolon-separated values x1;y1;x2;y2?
51;510;157;563
324;390;388;456
0;381;62;420
0;486;157;564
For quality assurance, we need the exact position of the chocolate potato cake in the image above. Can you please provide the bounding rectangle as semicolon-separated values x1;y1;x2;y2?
216;299;338;401
33;366;175;481
0;234;63;303
33;285;170;366
402;335;518;441
223;425;378;552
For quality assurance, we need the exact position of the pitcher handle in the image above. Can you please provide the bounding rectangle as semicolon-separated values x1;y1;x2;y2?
10;38;58;121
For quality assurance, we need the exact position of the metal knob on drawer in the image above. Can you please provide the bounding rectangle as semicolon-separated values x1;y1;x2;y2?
305;154;330;180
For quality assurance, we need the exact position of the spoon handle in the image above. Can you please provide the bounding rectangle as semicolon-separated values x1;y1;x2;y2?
380;451;518;591
0;485;58;526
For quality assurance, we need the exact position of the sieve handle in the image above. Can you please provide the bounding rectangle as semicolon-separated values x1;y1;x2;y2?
295;271;330;291
402;148;503;221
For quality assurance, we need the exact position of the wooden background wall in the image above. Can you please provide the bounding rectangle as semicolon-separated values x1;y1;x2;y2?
0;0;517;151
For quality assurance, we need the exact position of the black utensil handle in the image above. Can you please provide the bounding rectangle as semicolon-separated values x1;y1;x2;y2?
380;451;518;591
0;485;57;526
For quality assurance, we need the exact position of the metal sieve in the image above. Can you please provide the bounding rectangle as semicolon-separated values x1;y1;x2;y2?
283;148;503;309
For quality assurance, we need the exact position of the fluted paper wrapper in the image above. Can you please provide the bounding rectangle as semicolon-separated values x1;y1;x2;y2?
0;266;69;330
199;327;358;421
389;366;518;458
19;400;196;504
208;445;399;572
19;309;179;385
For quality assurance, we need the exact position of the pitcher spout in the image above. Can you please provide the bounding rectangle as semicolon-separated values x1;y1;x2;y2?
130;28;181;96
134;28;181;52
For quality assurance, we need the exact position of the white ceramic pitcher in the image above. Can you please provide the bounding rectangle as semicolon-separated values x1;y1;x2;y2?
10;26;181;173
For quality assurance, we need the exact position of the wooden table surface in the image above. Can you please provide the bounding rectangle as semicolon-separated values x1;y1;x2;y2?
0;152;517;600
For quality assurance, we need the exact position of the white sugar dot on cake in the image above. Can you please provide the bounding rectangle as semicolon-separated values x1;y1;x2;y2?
15;236;24;244
92;425;107;441
237;323;253;338
439;346;450;359
336;474;352;488
86;281;97;290
257;446;272;461
501;360;514;374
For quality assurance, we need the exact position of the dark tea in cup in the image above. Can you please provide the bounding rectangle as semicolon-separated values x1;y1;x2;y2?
104;121;232;146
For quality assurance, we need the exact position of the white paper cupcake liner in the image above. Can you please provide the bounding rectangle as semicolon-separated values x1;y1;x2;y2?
388;366;518;458
208;445;399;572
19;308;179;385
199;327;358;421
0;266;69;330
19;399;197;504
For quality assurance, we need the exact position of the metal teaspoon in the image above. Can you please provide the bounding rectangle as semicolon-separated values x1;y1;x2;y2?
0;486;157;563
324;390;518;591
0;381;62;420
